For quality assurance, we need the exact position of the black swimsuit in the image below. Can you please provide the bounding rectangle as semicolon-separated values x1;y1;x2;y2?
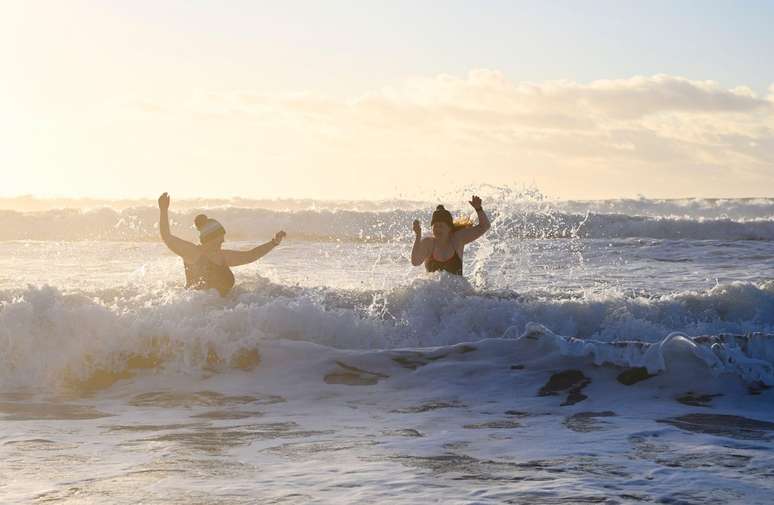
184;254;235;296
425;246;463;276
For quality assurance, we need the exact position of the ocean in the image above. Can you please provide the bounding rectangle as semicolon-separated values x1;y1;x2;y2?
1;192;773;504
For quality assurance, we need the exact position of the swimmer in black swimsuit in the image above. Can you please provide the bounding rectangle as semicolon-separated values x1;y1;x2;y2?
411;195;491;276
158;192;285;296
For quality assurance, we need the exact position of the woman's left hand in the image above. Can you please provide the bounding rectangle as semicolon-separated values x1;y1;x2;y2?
274;230;287;244
469;195;482;211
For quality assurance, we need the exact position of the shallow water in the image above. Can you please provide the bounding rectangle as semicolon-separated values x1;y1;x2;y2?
1;196;773;504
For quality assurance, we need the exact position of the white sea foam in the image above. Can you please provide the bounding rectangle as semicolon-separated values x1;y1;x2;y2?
516;323;774;385
2;279;773;390
2;192;774;503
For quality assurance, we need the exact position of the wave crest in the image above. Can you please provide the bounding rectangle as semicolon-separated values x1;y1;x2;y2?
2;280;774;390
2;206;774;241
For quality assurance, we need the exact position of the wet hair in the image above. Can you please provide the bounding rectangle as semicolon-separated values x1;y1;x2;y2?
194;214;226;243
453;215;473;231
431;205;472;232
431;205;454;227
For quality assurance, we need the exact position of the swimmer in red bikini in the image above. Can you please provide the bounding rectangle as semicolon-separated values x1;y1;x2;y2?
411;195;491;276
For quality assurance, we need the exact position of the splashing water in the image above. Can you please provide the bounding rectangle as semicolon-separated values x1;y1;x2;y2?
2;191;774;504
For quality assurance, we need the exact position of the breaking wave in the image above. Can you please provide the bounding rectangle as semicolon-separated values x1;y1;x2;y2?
2;206;774;242
2;279;773;390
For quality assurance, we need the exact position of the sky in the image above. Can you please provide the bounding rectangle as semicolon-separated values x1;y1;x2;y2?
2;0;773;201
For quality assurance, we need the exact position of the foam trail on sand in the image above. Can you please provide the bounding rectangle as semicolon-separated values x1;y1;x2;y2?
516;323;774;385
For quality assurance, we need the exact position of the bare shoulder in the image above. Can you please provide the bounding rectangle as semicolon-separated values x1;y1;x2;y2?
221;247;260;267
163;235;201;263
415;236;434;262
182;248;202;265
452;233;466;252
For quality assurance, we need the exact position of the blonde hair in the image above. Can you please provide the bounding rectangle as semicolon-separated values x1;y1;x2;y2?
453;215;473;232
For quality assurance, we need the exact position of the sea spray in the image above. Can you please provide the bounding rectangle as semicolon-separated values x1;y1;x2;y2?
3;279;774;391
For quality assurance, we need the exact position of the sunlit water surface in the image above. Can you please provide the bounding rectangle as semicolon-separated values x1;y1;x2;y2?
2;198;774;504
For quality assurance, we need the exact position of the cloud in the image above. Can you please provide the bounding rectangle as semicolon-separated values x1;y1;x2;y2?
574;75;768;118
131;71;774;197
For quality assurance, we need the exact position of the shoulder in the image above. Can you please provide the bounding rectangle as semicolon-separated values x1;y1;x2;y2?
451;233;466;250
415;237;434;262
182;247;203;264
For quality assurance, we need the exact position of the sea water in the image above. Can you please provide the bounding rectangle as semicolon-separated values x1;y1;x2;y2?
1;192;773;504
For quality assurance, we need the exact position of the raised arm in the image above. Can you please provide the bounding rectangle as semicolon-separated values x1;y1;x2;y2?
411;220;433;266
222;231;286;267
454;195;491;245
158;192;199;260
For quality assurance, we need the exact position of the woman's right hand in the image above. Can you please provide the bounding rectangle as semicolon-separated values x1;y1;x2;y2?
412;219;421;238
158;192;170;211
